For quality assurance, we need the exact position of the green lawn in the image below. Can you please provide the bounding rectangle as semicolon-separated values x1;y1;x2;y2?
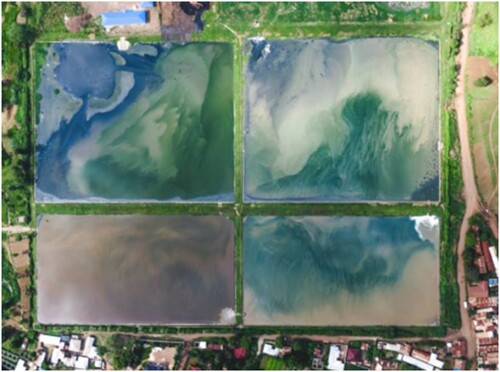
263;357;286;370
470;2;499;64
217;2;441;26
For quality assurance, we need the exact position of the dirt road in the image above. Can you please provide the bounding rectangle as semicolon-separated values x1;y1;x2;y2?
1;226;35;234
454;1;478;360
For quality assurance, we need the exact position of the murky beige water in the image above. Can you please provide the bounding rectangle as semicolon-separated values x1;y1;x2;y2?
37;215;235;325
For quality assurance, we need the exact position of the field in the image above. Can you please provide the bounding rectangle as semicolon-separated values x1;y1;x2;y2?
470;2;498;64
467;1;499;213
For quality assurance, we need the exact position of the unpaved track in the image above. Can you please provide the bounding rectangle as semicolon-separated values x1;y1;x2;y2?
454;2;479;360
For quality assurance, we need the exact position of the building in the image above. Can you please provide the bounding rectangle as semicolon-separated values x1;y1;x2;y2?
69;336;82;353
380;342;402;353
14;359;27;372
34;351;47;368
262;343;280;357
481;242;495;272
327;344;345;371
83;336;95;357
75;356;89;370
346;348;362;364
451;340;467;358
489;246;499;275
207;344;224;351
39;334;61;348
195;341;207;350
101;10;148;28
233;348;246;359
397;354;434;371
468;281;489;299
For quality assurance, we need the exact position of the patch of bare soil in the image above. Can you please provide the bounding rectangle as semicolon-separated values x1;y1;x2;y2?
467;56;498;84
8;237;29;269
2;105;18;134
17;271;30;321
82;2;160;35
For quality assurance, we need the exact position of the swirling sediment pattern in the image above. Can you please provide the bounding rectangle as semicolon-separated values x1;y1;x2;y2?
243;216;440;325
244;38;439;202
36;43;234;202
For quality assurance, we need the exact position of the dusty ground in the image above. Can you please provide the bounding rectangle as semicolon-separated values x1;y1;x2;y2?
455;2;479;360
7;236;31;321
466;56;498;213
149;346;177;369
159;2;205;42
82;2;160;36
17;272;30;321
8;236;29;269
2;105;18;134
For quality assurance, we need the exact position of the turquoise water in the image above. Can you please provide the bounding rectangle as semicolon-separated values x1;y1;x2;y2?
244;38;439;202
36;43;234;202
243;216;440;325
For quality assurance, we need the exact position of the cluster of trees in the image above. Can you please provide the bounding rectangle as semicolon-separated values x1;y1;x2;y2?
103;335;150;370
438;2;468;331
189;334;260;370
462;213;498;284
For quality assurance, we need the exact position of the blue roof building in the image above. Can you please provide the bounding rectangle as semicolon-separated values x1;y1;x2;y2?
488;278;498;287
101;10;147;28
140;2;155;8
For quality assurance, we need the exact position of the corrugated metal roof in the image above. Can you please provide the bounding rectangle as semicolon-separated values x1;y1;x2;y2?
101;10;147;27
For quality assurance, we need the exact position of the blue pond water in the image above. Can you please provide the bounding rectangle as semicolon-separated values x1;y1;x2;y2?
36;42;234;202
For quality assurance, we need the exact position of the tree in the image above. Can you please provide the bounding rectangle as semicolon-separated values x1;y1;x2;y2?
7;24;36;45
478;12;493;28
465;232;476;248
275;337;284;348
474;76;493;87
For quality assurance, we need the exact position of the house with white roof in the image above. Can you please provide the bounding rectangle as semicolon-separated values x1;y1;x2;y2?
327;344;345;371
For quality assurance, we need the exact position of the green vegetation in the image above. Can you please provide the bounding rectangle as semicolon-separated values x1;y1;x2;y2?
438;1;466;330
264;357;286;370
466;2;498;212
2;2;34;226
104;335;150;370
463;237;480;283
470;2;498;64
217;2;441;27
473;76;493;87
187;334;260;370
2;246;20;319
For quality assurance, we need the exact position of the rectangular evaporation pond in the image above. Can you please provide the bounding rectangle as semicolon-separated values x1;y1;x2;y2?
35;42;234;202
37;215;235;325
243;38;440;202
243;215;440;326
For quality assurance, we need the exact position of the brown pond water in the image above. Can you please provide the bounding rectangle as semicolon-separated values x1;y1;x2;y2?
37;215;235;325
